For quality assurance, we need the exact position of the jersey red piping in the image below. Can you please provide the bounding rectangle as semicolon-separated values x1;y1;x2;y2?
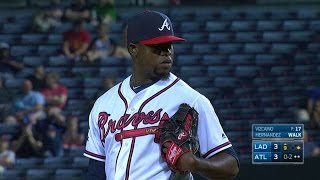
125;78;180;180
84;150;106;159
202;141;232;158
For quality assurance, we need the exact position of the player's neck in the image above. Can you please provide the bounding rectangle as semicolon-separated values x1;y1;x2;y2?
130;73;154;87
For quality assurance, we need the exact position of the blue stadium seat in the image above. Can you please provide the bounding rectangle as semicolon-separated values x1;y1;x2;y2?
23;56;46;66
187;76;211;88
1;169;25;180
256;20;281;31
205;21;229;31
60;78;82;88
307;43;320;53
180;66;204;78
257;87;277;96
207;66;233;77
230;21;256;31
276;76;296;86
99;66;125;77
217;43;241;54
170;10;193;21
180;22;202;32
282;20;307;31
253;77;274;87
182;33;206;43
72;157;89;168
44;157;72;169
208;32;234;43
298;75;318;85
26;169;52;180
54;169;84;180
5;78;23;89
309;20;320;31
83;87;97;99
1;23;27;33
270;9;295;20
220;10;245;20
270;43;297;54
48;56;71;66
11;45;36;56
83;77;101;88
293;65;315;75
192;44;215;54
288;31;313;42
234;87;256;97
21;34;47;44
234;66;259;77
195;87;220;99
16;158;43;169
176;55;201;66
245;9;269;20
109;21;124;33
228;54;253;65
293;53;314;64
65;146;86;157
235;32;259;42
0;34;18;44
54;22;73;33
16;68;34;78
173;44;192;54
202;54;228;65
297;9;320;19
282;96;305;107
243;43;269;53
38;45;61;56
270;66;291;76
194;11;218;21
255;54;279;66
262;32;287;42
214;77;237;88
47;34;63;44
46;67;70;76
0;123;19;135
100;57;123;66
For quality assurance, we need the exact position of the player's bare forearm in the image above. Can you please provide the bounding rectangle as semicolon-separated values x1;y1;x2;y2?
195;152;239;179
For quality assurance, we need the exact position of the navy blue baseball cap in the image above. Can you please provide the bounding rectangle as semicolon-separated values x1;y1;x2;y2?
127;10;185;45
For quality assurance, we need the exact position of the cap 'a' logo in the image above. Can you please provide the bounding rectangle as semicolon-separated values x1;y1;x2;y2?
158;18;171;31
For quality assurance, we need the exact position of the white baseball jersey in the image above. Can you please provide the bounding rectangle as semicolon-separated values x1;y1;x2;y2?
84;73;232;180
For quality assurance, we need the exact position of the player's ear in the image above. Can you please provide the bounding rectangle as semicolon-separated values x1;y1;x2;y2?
128;43;138;57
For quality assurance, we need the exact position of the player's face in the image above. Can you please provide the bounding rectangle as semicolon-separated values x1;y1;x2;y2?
137;43;174;80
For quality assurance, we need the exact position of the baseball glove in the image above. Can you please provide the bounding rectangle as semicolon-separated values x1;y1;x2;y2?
159;103;200;172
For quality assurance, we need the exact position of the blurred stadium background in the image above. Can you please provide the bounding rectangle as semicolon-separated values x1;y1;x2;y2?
0;0;319;179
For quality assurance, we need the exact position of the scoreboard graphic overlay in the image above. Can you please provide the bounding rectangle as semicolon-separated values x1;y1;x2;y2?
252;124;304;164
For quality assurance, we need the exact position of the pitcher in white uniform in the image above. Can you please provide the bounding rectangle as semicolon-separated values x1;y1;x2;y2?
84;10;239;180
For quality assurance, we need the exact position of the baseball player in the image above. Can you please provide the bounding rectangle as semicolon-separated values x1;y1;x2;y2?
84;10;239;180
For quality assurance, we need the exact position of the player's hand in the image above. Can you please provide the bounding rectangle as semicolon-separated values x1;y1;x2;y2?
162;142;197;172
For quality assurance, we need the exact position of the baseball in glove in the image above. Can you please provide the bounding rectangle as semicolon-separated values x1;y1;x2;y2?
159;103;200;172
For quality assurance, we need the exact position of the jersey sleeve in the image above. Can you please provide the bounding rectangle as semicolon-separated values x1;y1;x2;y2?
84;101;106;162
194;95;232;159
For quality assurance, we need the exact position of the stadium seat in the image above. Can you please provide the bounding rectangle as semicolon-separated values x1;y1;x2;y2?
179;66;204;78
72;157;89;168
38;45;61;56
187;76;211;88
64;146;86;157
11;45;36;56
5;78;23;89
60;78;82;88
173;43;192;54
194;10;218;21
16;158;43;169
83;77;101;88
180;22;202;32
23;56;46;66
293;53;314;65
100;57;123;66
176;55;201;66
256;20;281;31
43;157;72;169
297;9;320;19
208;32;234;43
170;10;193;21
275;76;296;86
262;31;287;42
205;21;229;31
192;44;215;54
220;10;245;20
307;43;320;53
21;34;47;44
309;20;320;31
243;43;269;53
255;54;279;66
245;9;269;20
0;123;19;135
26;169;53;180
99;66;125;77
46;67;71;76
234;87;256;98
48;56;71;66
54;169;84;180
0;169;25;180
288;31;313;42
253;77;274;87
47;34;64;44
207;66;233;77
230;20;256;31
228;54;253;65
1;23;27;33
235;32;260;43
202;54;228;65
270;66;291;76
270;9;295;20
282;20;307;31
293;65;315;75
214;77;237;88
217;43;242;54
270;43;297;54
0;34;18;44
182;33;207;43
54;22;73;33
16;68;34;78
234;66;259;77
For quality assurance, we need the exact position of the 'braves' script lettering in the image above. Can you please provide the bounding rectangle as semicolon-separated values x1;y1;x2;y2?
98;109;169;144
